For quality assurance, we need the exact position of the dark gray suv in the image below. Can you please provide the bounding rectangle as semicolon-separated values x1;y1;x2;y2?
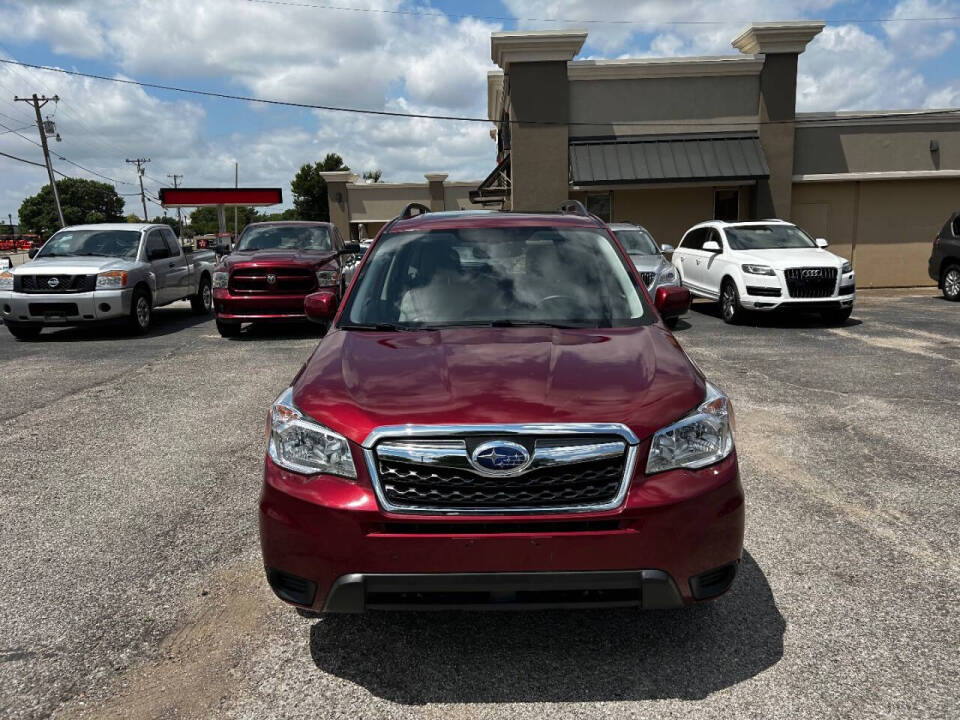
930;212;960;301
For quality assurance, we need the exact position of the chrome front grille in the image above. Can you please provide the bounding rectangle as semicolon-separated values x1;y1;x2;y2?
639;271;656;288
229;267;316;294
364;425;639;514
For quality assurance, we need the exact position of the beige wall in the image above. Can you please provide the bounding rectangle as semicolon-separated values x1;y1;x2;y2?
794;122;960;175
568;75;759;138
348;184;433;223
792;178;960;287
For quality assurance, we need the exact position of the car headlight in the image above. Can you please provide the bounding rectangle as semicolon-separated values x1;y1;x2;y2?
0;271;13;290
316;270;338;286
95;270;128;289
212;271;229;289
741;264;775;276
659;267;677;284
646;381;735;474
267;387;356;478
841;261;852;274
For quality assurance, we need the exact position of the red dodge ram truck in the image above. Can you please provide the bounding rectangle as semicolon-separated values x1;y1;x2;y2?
212;221;359;337
259;203;743;612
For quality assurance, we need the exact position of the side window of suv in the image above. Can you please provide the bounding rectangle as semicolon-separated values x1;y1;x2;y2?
162;227;181;257
952;215;960;237
145;231;170;261
681;228;705;250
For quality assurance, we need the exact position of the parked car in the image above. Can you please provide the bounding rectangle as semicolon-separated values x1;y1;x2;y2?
212;221;360;337
672;219;855;325
259;202;741;614
929;211;960;301
0;223;215;340
609;222;683;327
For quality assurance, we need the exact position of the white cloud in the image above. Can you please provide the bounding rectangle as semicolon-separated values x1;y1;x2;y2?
885;0;959;58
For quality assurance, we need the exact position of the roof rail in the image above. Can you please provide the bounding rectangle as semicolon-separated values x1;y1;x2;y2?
558;199;589;217
399;202;431;220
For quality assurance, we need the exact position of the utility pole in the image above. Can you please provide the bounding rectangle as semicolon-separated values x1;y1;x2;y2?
14;94;64;228
126;158;150;221
167;173;183;236
234;161;238;241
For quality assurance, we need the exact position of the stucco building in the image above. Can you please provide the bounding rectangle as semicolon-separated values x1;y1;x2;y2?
479;22;960;287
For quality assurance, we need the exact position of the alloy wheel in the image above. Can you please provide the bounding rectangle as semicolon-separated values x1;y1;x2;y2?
137;297;151;328
202;283;212;311
946;269;960;299
722;286;736;321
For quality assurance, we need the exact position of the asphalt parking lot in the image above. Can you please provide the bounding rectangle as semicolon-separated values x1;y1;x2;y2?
1;290;958;720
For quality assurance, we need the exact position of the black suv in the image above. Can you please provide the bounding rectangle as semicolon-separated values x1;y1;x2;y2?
930;212;960;301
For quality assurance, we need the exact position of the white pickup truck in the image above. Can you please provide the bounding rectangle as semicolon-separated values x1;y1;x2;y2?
0;223;216;339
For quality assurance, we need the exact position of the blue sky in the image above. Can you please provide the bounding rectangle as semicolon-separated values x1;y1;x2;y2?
1;0;958;220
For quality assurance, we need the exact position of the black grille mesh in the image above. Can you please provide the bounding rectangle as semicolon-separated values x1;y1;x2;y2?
377;456;625;510
783;267;837;298
639;271;656;287
15;274;97;293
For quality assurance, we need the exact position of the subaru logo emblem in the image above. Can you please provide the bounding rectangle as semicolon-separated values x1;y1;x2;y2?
47;277;60;288
266;274;277;285
470;441;530;474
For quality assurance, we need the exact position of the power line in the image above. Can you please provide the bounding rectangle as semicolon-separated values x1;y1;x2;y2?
0;147;68;175
1;57;958;128
241;0;960;25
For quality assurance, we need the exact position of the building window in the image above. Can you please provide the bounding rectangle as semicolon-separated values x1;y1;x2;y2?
586;192;612;222
714;190;739;222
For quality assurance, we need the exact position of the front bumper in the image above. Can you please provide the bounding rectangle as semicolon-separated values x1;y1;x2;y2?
214;287;333;322
259;450;745;612
738;268;855;311
0;289;132;324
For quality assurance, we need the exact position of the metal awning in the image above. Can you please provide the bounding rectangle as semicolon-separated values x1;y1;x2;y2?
470;152;510;205
569;134;769;185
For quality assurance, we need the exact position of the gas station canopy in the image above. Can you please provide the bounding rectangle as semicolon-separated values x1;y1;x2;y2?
158;188;283;208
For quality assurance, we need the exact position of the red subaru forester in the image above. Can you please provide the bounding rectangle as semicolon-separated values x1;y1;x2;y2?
259;203;743;612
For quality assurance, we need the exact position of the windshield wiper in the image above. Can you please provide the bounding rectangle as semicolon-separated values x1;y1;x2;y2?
339;322;434;332
73;252;112;257
427;320;597;329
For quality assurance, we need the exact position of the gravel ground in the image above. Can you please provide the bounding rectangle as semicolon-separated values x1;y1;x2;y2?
0;291;958;719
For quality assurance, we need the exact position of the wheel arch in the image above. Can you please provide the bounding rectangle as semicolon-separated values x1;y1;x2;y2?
940;256;960;286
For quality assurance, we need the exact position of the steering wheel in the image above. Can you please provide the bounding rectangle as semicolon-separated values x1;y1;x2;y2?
536;294;578;309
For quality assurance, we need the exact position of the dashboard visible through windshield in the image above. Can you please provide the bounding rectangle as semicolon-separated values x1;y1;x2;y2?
340;226;651;329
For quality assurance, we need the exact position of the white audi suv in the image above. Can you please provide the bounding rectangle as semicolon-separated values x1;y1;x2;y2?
671;219;855;325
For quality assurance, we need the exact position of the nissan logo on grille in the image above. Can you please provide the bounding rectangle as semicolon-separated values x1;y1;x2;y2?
47;277;60;288
470;441;530;474
800;269;823;278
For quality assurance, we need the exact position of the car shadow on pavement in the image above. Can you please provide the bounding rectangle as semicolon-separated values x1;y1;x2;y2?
308;550;784;703
5;306;214;342
226;321;326;342
690;300;863;329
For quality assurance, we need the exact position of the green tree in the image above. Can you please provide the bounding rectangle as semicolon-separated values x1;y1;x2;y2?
362;169;383;183
255;207;300;222
188;206;259;236
291;153;349;221
18;178;125;238
149;215;180;231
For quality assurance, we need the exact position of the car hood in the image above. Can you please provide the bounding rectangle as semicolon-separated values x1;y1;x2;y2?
12;256;137;274
292;326;706;446
223;249;337;269
630;254;669;274
733;248;845;269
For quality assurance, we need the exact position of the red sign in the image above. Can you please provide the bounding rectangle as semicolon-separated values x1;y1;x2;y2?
158;188;283;207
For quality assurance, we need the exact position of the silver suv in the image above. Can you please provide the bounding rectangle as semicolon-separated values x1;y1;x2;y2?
608;223;680;324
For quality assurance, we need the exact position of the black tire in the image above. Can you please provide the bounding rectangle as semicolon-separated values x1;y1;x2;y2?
216;319;241;338
821;307;853;326
943;264;960;301
664;316;680;329
191;275;213;314
129;288;152;334
720;280;745;325
5;322;41;341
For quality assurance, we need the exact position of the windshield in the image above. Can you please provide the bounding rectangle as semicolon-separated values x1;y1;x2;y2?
614;228;659;255
725;224;817;251
236;225;332;252
37;229;141;259
340;226;649;329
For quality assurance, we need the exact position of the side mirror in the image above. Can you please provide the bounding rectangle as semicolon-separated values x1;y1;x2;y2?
341;243;362;255
702;240;721;253
660;243;674;253
654;285;691;319
815;237;829;248
304;290;338;323
28;248;39;259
